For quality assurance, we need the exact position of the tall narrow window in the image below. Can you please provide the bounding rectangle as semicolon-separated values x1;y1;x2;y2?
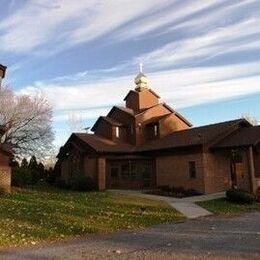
189;161;196;178
154;125;158;137
115;126;120;138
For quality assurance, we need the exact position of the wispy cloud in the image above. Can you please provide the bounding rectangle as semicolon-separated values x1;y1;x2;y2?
133;18;260;69
0;0;170;54
18;61;260;123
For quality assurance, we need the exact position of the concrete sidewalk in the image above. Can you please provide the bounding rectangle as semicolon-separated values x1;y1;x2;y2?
109;190;226;219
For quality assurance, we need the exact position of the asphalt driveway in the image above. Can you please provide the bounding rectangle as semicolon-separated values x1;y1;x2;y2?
0;211;259;260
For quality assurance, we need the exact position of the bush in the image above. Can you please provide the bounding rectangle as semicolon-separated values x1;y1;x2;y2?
226;189;255;204
11;167;36;187
54;177;69;189
68;172;97;191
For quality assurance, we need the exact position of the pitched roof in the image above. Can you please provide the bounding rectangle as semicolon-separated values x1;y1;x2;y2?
60;119;252;156
75;133;135;153
123;88;160;101
91;116;123;131
162;103;193;127
140;119;249;152
213;126;260;149
107;106;135;117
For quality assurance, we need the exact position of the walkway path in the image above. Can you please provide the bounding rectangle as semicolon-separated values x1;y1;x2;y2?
109;190;225;219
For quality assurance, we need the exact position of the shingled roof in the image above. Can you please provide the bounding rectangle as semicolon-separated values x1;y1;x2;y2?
91;116;123;131
75;133;135;153
213;126;260;149
62;119;252;155
140;119;250;152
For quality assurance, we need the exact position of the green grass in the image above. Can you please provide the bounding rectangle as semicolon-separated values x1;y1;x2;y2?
0;187;183;248
198;198;260;215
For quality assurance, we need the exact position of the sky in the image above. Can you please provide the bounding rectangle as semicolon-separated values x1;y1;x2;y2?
1;0;260;147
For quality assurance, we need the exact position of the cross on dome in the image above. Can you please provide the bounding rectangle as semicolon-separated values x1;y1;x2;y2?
135;63;148;90
139;63;143;73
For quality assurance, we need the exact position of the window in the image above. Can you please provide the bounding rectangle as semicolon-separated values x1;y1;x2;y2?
115;126;120;138
189;161;196;178
121;163;130;179
154;124;158;137
110;167;119;179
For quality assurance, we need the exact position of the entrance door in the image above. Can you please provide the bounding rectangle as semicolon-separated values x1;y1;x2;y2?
230;149;243;189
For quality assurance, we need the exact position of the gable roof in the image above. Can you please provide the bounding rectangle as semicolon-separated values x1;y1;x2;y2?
61;119;252;156
107;106;135;117
91;116;123;131
213;125;260;149
140;119;250;152
162;103;193;127
75;133;135;153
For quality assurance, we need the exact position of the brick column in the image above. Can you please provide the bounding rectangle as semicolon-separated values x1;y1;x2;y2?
97;157;106;190
0;166;11;193
248;146;257;194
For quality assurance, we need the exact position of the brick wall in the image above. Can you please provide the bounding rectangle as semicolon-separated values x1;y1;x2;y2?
0;150;11;193
156;151;206;194
203;151;231;193
83;156;97;180
0;166;11;193
97;157;106;190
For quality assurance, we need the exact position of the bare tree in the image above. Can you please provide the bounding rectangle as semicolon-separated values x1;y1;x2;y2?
241;113;259;126
67;110;86;133
0;86;54;158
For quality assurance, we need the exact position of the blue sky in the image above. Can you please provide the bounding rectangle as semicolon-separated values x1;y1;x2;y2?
1;0;260;147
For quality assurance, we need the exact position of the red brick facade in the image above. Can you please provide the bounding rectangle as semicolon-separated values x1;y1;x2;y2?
0;65;12;193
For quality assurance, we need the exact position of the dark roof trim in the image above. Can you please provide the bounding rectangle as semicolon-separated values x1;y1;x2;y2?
56;134;97;158
139;144;202;153
148;89;160;98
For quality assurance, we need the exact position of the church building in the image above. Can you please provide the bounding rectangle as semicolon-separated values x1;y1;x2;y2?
57;71;260;194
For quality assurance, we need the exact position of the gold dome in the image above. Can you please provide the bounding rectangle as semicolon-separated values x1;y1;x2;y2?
134;72;148;89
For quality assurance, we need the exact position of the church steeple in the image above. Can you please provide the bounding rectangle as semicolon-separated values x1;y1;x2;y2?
134;63;148;91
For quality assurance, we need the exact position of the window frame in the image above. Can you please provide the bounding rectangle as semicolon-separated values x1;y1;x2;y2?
189;161;196;179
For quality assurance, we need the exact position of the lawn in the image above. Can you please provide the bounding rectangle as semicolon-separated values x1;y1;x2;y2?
198;198;260;215
0;187;183;248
